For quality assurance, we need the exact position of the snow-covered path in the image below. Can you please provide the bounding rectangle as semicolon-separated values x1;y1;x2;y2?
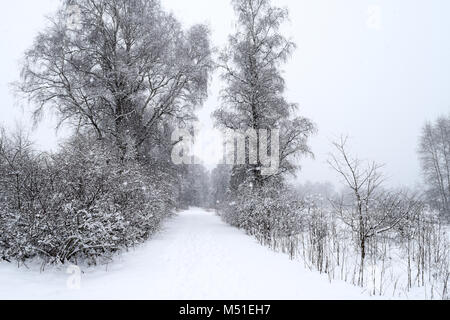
0;208;368;300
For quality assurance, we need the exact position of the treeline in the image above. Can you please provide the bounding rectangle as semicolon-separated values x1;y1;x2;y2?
1;0;213;265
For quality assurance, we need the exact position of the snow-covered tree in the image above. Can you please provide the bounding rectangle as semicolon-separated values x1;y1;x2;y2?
214;0;316;189
0;129;175;264
2;0;213;265
418;114;450;218
210;165;232;208
19;0;213;157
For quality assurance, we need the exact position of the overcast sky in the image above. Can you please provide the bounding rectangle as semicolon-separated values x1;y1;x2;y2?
1;0;449;188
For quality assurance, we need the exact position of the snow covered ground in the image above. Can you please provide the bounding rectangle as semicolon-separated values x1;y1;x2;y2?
0;208;370;300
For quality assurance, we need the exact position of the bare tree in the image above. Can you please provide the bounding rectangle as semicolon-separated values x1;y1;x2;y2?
328;137;409;286
419;114;450;218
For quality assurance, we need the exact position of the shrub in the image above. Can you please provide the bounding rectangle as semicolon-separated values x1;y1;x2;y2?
0;133;174;265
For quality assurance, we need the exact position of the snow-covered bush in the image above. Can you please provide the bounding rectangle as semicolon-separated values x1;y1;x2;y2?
221;180;305;242
0;133;174;265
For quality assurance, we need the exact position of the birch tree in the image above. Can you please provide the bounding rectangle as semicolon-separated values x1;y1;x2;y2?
214;0;316;189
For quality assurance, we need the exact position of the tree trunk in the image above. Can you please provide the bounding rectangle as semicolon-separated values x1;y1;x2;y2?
359;237;366;287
